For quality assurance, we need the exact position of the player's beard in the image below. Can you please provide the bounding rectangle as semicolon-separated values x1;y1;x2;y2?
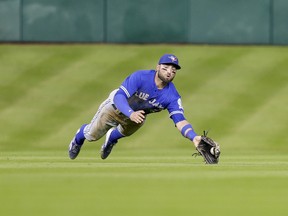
157;71;174;84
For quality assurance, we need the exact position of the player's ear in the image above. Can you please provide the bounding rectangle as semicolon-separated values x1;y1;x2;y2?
156;64;160;71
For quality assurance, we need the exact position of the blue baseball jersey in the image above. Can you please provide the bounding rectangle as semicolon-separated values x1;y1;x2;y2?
118;70;184;117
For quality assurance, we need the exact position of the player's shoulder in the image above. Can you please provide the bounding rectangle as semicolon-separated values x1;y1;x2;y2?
130;69;155;80
133;69;155;76
166;82;181;99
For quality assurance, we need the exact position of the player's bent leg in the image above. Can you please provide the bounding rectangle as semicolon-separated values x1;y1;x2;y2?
100;120;144;159
68;124;87;160
101;128;124;159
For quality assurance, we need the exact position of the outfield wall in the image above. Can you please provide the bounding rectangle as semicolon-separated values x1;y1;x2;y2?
1;0;288;45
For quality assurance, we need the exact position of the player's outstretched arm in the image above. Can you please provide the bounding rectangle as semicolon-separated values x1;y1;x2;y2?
176;120;201;147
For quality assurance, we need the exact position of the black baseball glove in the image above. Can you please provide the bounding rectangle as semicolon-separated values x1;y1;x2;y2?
193;131;221;164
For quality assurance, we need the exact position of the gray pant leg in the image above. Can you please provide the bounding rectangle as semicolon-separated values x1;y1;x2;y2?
84;99;117;141
84;96;145;142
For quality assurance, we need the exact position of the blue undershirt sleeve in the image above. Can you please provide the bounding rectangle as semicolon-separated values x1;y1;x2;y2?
113;90;134;118
170;113;186;124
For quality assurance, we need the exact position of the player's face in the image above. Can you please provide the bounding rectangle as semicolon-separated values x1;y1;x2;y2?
157;64;177;83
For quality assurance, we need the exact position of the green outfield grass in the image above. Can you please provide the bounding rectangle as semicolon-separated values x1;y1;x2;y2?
0;44;288;216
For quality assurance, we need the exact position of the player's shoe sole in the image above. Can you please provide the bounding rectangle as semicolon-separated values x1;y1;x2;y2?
68;137;82;160
101;128;117;160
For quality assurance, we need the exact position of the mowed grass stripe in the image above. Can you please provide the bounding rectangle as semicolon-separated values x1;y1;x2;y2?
185;48;288;136
0;46;91;110
0;48;134;149
205;57;287;136
0;46;55;85
0;51;96;148
176;46;253;94
221;83;288;151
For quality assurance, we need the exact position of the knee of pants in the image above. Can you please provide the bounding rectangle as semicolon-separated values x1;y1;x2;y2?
117;122;144;137
84;131;103;142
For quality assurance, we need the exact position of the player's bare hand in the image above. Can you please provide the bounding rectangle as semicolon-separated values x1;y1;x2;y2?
193;135;202;147
130;110;145;124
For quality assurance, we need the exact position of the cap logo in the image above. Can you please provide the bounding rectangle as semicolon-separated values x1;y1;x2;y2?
168;56;178;62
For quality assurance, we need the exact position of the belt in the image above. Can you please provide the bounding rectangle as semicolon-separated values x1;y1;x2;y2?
112;104;117;110
111;104;128;118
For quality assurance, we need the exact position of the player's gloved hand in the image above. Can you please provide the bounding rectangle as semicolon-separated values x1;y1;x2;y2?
130;110;145;124
193;132;221;164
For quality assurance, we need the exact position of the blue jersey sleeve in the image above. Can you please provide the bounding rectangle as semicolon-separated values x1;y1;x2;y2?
168;98;185;124
113;71;144;117
113;91;134;117
119;71;141;98
171;113;186;124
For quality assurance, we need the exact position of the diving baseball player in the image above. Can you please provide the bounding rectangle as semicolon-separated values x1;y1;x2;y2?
69;54;202;160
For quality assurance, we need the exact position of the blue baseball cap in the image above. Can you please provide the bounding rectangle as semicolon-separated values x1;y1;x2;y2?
158;54;181;69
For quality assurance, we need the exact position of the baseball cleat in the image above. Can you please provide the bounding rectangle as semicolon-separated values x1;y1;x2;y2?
101;128;117;160
68;138;82;160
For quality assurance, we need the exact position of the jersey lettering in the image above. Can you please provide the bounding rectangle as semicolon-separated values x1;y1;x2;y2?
135;91;149;100
149;99;164;109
